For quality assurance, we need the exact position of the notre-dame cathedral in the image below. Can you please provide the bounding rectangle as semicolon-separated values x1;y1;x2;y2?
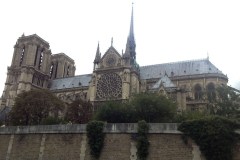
0;7;228;112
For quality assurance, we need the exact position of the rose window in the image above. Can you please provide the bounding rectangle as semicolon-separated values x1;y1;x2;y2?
96;73;122;99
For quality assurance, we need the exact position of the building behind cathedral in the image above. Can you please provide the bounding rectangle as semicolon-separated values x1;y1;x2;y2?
0;7;228;112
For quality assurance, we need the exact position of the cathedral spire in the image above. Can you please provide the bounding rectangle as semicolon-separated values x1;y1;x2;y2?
94;42;101;63
124;3;136;63
129;3;135;44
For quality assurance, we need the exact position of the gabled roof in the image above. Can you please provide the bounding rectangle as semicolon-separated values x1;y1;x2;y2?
101;46;122;60
151;75;176;90
49;74;92;90
140;58;226;80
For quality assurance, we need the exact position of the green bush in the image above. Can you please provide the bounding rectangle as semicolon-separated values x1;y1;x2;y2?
174;111;208;122
65;99;93;124
131;93;176;122
178;116;240;160
9;89;64;125
137;120;149;160
87;121;105;159
94;101;135;123
41;117;66;125
94;93;177;123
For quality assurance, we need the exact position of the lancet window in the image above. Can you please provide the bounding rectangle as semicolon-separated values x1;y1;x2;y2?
207;83;216;102
19;46;25;66
194;84;203;100
38;49;44;69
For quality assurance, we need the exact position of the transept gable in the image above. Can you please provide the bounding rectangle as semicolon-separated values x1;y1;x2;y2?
101;46;121;60
100;46;122;68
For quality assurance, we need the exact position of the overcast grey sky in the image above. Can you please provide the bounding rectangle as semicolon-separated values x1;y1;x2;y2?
0;0;240;94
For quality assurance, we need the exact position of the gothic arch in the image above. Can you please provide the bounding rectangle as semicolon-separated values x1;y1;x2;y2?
206;82;216;101
194;84;203;100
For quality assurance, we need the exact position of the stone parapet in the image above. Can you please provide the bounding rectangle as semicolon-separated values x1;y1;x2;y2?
0;123;181;134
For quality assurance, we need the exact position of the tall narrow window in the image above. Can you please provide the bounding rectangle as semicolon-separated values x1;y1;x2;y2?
32;74;35;83
54;62;58;78
34;47;39;66
194;84;203;100
67;66;70;76
207;83;216;102
63;63;67;76
50;63;54;79
20;46;25;66
38;49;44;69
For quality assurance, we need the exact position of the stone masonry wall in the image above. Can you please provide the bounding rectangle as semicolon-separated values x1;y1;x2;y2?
148;134;193;160
0;135;10;160
0;133;194;160
0;123;238;160
10;134;42;160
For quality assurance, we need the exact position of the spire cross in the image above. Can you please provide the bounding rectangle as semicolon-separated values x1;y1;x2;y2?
111;37;113;46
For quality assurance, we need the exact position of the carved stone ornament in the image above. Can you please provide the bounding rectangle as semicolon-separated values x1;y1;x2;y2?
105;54;117;67
96;73;122;99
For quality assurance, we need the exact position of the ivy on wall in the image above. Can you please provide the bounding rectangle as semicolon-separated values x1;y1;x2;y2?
86;121;105;159
137;120;150;160
178;116;239;160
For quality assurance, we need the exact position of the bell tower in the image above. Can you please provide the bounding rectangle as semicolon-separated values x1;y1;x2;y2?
1;34;52;108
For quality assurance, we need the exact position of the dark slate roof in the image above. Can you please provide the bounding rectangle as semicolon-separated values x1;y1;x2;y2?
49;58;226;91
151;75;176;89
49;74;92;90
140;59;225;80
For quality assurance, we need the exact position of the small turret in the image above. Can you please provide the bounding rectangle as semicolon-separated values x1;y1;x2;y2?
93;42;101;70
94;42;101;63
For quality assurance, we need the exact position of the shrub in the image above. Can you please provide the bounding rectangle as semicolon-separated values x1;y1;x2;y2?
94;101;136;123
131;93;176;122
94;93;177;123
9;89;64;125
41;117;66;125
136;120;150;160
87;121;105;159
178;116;240;160
65;99;93;124
174;111;208;122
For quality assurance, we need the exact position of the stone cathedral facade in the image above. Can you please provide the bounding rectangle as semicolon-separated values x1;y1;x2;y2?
0;8;228;112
